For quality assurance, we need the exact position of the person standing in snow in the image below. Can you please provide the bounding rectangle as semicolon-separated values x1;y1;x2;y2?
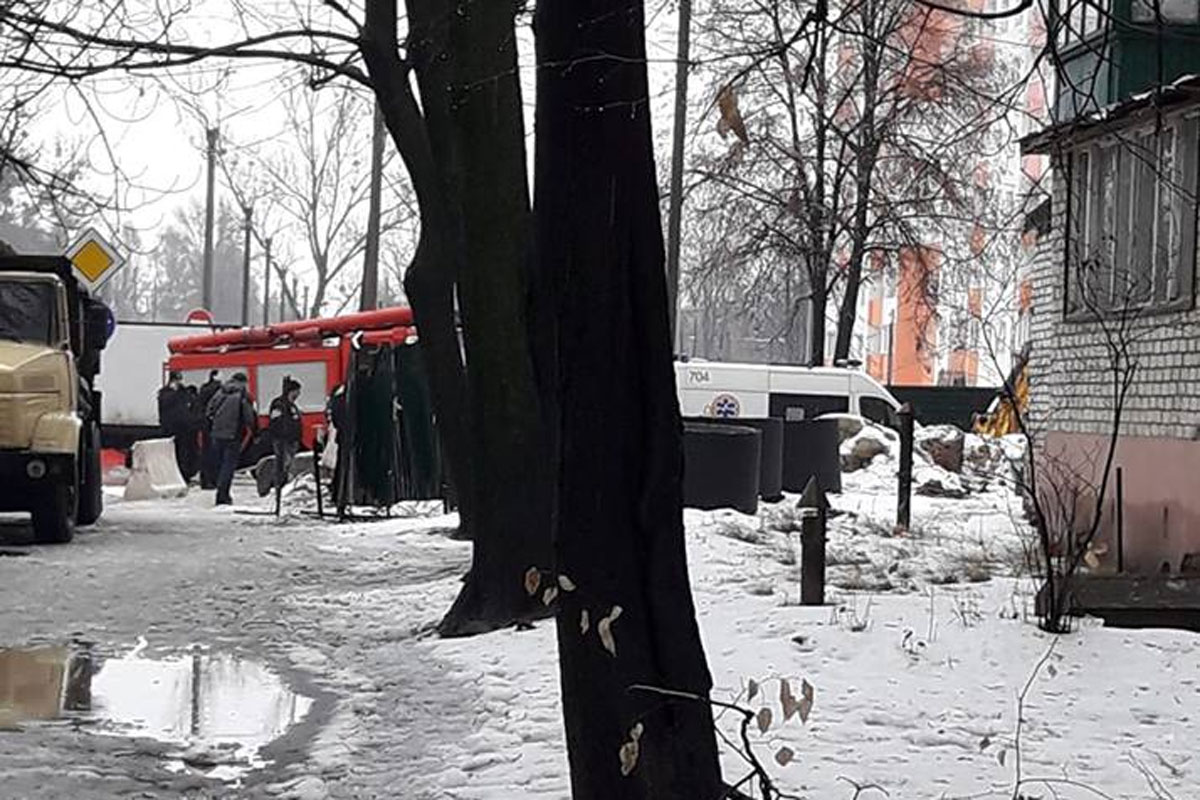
268;376;303;491
197;369;222;489
157;371;197;480
206;372;257;506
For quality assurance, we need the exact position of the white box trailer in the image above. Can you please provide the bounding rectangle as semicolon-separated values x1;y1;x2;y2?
675;360;901;428
94;321;218;447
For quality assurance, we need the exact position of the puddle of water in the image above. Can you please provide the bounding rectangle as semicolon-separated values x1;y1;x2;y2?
0;641;313;779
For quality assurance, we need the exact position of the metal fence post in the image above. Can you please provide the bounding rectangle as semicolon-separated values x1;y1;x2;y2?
799;477;827;605
897;402;914;532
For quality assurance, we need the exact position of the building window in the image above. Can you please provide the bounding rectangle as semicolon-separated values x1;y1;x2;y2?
1066;116;1199;317
1057;0;1110;49
1132;0;1200;23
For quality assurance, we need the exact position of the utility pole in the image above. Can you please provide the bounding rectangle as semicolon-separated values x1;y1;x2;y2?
664;0;692;354
202;127;219;312
360;101;385;312
241;204;253;326
263;236;272;326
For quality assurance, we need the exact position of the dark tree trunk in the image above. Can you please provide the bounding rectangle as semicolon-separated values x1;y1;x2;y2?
534;0;724;797
366;0;551;636
808;255;828;367
424;0;553;636
834;29;883;365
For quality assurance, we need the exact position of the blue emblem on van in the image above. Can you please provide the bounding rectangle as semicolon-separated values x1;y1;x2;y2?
712;394;740;418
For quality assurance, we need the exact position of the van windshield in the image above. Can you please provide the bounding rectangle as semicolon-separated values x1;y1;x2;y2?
0;280;58;345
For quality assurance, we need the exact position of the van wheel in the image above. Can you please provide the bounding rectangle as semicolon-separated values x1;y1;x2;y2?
33;483;77;544
77;423;103;526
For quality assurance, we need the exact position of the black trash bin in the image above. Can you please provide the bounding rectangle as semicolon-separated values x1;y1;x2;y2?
683;422;761;515
781;418;842;494
684;416;783;502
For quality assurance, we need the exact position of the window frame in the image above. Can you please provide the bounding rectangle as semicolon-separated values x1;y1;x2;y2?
1062;113;1200;321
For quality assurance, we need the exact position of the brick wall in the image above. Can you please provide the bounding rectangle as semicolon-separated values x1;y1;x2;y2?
1028;155;1200;442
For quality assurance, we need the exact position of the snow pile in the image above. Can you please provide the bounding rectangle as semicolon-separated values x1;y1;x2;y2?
837;417;1027;500
840;423;896;472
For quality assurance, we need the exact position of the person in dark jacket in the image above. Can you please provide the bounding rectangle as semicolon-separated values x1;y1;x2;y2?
197;370;222;489
157;372;198;480
268;377;303;491
326;383;348;508
205;372;257;506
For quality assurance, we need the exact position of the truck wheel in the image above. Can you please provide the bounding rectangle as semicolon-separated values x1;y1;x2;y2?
32;483;77;544
77;423;103;526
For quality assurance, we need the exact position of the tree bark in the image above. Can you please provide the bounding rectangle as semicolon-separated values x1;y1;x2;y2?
365;0;551;636
421;0;553;636
534;0;724;796
834;23;883;364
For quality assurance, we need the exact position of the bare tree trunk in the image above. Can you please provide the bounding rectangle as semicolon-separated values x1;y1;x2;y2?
534;0;724;796
423;0;553;636
360;101;385;312
366;0;550;636
834;20;883;364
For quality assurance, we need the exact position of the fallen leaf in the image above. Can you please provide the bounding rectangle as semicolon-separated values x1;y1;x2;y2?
630;722;644;742
774;746;795;767
1047;663;1058;678
717;84;749;145
979;735;991;751
798;679;814;723
558;574;577;592
747;679;760;702
757;707;773;734
780;678;799;721
1084;550;1100;569
998;749;1007;767
524;567;541;596
543;586;559;606
580;609;590;635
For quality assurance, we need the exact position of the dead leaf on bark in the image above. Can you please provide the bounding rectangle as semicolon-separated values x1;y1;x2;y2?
580;609;590;635
619;740;639;776
542;586;559;606
774;746;795;767
524;567;541;596
557;574;577;592
598;605;623;657
619;723;644;777
757;707;773;734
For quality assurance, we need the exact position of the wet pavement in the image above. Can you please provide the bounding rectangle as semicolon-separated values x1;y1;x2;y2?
0;641;312;780
0;484;476;798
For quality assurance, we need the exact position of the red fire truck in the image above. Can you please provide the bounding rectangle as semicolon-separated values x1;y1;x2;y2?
165;307;416;449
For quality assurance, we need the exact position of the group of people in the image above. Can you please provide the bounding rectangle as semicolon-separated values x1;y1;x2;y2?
157;371;304;506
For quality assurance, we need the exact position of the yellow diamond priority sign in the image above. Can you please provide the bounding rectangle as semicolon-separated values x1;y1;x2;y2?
65;227;125;291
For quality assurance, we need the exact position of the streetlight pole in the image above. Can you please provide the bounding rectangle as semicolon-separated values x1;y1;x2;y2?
665;0;692;354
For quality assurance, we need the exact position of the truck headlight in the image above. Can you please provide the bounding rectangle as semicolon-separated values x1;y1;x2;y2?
26;459;46;479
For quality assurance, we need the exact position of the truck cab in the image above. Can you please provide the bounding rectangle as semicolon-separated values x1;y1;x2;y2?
0;257;109;543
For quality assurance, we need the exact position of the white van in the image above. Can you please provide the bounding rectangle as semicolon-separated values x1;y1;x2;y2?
675;360;902;428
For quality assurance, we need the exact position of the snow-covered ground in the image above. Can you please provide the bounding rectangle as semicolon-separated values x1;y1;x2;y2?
3;455;1196;799
297;465;1195;799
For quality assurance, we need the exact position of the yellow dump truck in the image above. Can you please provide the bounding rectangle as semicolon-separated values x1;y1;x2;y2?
0;256;110;543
